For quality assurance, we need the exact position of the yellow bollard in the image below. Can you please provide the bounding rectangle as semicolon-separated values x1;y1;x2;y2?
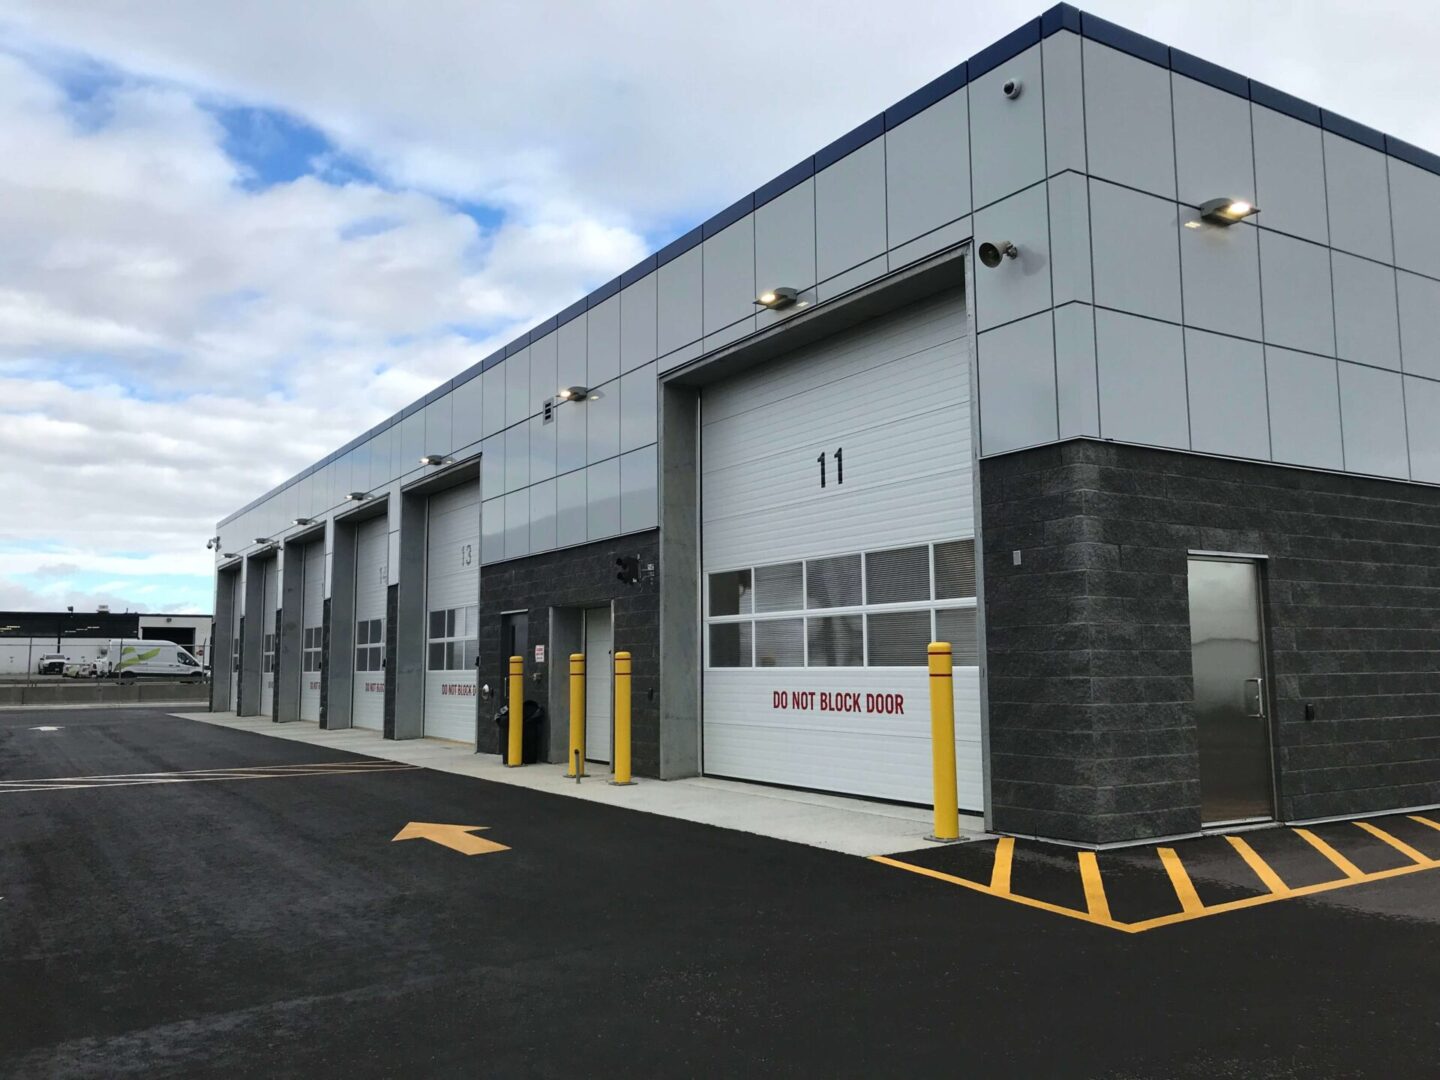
927;641;960;842
611;651;635;786
506;655;524;767
567;653;585;778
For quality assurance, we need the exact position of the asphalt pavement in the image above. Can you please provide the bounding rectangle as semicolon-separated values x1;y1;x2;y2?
1;706;1437;1078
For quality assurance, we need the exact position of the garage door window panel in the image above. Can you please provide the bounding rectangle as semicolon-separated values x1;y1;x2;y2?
935;607;979;665
710;622;752;667
302;627;322;672
754;562;804;613
807;613;864;667
709;569;753;616
866;609;933;666
934;539;977;599
427;605;478;671
806;554;862;609
356;618;384;672
866;545;931;605
755;618;804;667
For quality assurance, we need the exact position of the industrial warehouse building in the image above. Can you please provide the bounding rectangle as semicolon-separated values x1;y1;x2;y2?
1;610;213;674
211;5;1440;846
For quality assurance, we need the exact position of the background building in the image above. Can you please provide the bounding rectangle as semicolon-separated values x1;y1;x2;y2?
0;610;213;675
210;4;1440;845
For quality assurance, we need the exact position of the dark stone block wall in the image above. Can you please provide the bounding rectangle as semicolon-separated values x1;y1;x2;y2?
319;597;331;725
383;584;399;739
271;606;282;720
477;531;660;774
982;439;1440;845
234;616;244;714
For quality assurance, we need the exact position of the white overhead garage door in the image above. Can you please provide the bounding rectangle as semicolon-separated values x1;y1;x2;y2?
259;559;278;717
352;516;388;731
424;483;479;742
701;290;982;809
299;541;325;722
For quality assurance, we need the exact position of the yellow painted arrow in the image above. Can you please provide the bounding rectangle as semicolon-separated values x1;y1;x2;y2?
391;822;510;856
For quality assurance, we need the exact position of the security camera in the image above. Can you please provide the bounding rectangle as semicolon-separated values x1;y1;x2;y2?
1002;78;1022;100
978;241;1019;268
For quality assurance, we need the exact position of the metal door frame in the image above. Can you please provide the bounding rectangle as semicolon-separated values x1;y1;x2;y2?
583;603;615;764
1187;551;1279;828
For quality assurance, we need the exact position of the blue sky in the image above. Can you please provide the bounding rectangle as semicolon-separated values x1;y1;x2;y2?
2;0;1439;615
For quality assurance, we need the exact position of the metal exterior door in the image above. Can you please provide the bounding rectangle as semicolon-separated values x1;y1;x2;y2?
1187;557;1274;824
584;606;613;764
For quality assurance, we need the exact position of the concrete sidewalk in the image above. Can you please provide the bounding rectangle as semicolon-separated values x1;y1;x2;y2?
176;711;984;856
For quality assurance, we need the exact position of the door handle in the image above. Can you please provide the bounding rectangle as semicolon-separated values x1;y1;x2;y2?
1244;676;1266;718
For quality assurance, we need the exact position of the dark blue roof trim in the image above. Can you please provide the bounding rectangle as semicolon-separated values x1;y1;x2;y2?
1246;80;1321;126
619;253;657;288
531;314;559;338
479;347;504;373
1169;47;1247;98
703;193;754;238
1040;3;1080;36
1387;135;1440;176
453;361;483;388
754;157;814;209
655;225;702;268
885;61;967;130
589;276;621;306
421;382;450;407
1080;12;1167;68
556;296;587;328
400;400;422;420
815;113;885;171
503;333;529;358
969;18;1040;80
1321;109;1385;152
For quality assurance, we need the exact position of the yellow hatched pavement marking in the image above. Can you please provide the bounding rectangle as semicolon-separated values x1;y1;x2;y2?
1225;835;1290;894
1157;847;1203;914
1408;815;1440;833
1077;851;1111;921
1354;821;1430;864
875;818;1440;934
869;855;1122;931
1295;828;1365;879
990;837;1014;893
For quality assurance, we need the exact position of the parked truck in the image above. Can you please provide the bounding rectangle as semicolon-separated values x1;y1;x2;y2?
94;640;206;682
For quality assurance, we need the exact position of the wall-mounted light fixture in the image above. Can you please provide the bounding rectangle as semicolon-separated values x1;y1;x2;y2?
1196;198;1259;227
558;386;590;402
419;454;449;466
755;286;799;310
292;518;313;526
254;537;273;544
345;491;371;501
978;240;1019;268
222;552;238;559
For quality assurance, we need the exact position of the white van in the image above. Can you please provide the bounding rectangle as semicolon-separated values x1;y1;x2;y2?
98;640;207;682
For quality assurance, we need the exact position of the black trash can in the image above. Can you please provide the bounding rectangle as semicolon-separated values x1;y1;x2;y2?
493;700;545;763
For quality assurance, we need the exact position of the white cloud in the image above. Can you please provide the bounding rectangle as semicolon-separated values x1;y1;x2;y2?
1;1;1439;614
